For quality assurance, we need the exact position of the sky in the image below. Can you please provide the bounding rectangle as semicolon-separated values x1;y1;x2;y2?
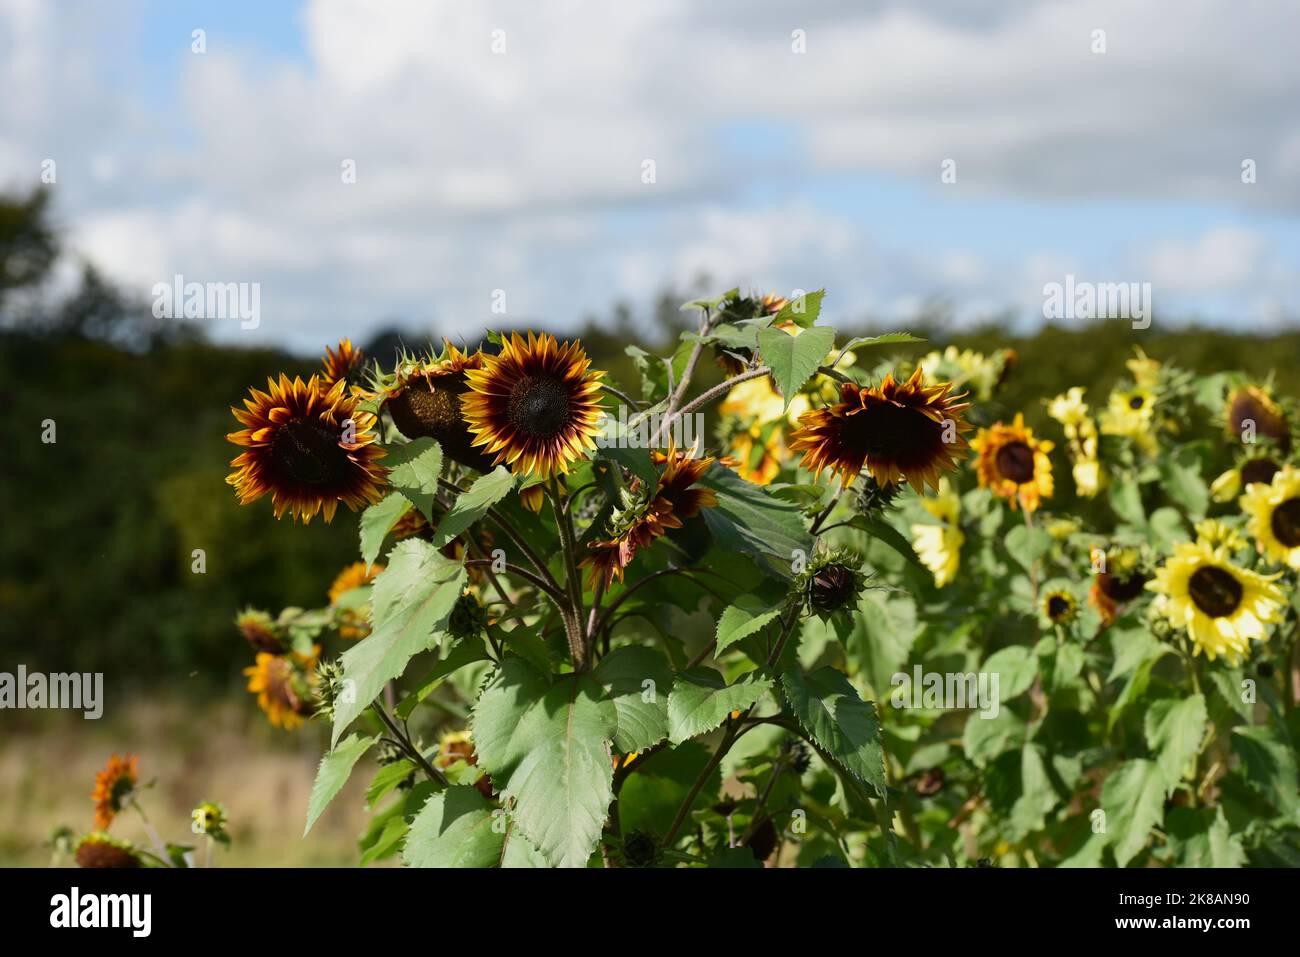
2;0;1298;352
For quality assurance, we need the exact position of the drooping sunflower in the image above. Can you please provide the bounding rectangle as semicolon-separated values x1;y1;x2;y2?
227;374;387;523
1241;464;1300;569
1147;540;1285;664
368;342;499;472
320;337;365;387
91;754;138;830
461;332;605;480
789;370;971;492
970;413;1054;513
910;478;963;587
244;647;319;730
1226;384;1290;451
582;445;717;588
235;607;286;654
75;833;142;869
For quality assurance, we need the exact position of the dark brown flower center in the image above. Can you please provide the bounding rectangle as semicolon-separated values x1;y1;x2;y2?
1128;395;1145;410
1188;565;1243;618
1046;595;1072;620
508;374;573;438
1229;390;1290;449
1099;570;1147;602
1270;497;1300;548
272;418;350;485
848;403;943;465
995;440;1036;484
1240;457;1280;487
811;563;856;612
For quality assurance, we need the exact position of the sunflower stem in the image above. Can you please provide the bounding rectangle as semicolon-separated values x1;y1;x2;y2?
656;366;773;446
548;479;589;671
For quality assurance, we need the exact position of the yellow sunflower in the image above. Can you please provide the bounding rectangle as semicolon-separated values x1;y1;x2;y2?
1046;387;1104;497
244;647;320;730
1241;464;1300;569
789;370;971;492
1041;588;1078;625
910;478;963;587
320;337;365;386
970;413;1054;513
462;332;605;480
1147;540;1284;664
227;374;388;523
1211;455;1281;502
1100;387;1158;453
370;341;499;472
582;445;717;588
91;754;138;830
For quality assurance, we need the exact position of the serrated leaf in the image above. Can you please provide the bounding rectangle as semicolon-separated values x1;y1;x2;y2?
596;443;658;485
1144;694;1206;791
592;645;673;753
395;636;491;720
715;594;785;655
666;667;771;744
962;707;1026;768
846;515;927;572
386;438;444;521
1232;723;1300;815
983;645;1037;700
304;733;377;836
431;467;515;547
359;492;412;568
471;656;617;867
1008;744;1059;839
698;464;812;572
770;289;825;329
835;332;925;354
757;325;837;410
781;666;886;797
1164;806;1246;867
403;786;504;867
1100;758;1167;867
333;540;467;743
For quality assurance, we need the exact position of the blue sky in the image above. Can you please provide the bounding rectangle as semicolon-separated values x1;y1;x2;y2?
3;0;1297;351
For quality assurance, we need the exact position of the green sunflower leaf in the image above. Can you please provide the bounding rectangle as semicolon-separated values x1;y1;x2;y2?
757;324;837;410
431;466;515;548
666;667;771;744
698;464;812;573
715;592;786;656
304;733;377;836
403;786;505;868
592;644;674;753
1144;694;1207;792
359;492;412;568
332;540;467;745
1100;758;1167;867
385;437;444;522
780;666;886;797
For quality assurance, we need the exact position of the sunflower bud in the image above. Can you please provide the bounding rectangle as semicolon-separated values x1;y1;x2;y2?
779;738;811;774
811;563;857;613
620;829;659;867
448;593;488;642
235;608;287;654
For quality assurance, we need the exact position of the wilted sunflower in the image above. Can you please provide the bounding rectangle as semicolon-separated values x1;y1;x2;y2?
235;607;286;654
1147;540;1284;664
789;370;970;492
75;833;142;869
227;374;387;523
971;413;1054;513
1241;464;1300;569
369;342;499;472
582;445;717;588
91;754;138;830
1226;384;1290;451
462;332;605;480
320;338;365;387
910;477;963;587
244;647;319;730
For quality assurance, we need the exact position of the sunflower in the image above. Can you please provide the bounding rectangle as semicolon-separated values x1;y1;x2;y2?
1100;387;1158;453
970;413;1054;513
1126;348;1162;389
789;370;970;492
910;478;963;587
1241;465;1300;569
727;424;783;485
91;754;138;830
1193;518;1246;554
370;342;499;472
461;332;605;480
1046;387;1104;497
582;445;717;588
320;338;365;386
1211;455;1282;502
235;607;286;654
1088;546;1148;627
1147;540;1285;664
244;647;319;730
75;833;142;869
1041;588;1078;625
1226;384;1289;451
227;374;387;523
435;729;492;796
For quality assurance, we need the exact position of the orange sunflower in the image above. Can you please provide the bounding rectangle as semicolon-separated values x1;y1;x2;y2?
788;370;970;492
226;374;388;523
91;754;138;830
971;414;1054;513
244;647;320;730
75;833;142;869
369;341;499;472
582;445;717;588
320;338;365;386
462;332;605;480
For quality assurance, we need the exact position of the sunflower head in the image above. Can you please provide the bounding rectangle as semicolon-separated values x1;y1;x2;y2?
320;338;365;387
1227;384;1290;451
244;648;319;730
75;833;142;869
191;801;230;844
461;332;605;480
1241;464;1300;569
235;607;286;654
794;549;865;619
789;369;971;492
375;342;500;472
91;754;138;830
970;413;1054;512
1147;540;1285;663
1041;588;1078;626
227;374;387;523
